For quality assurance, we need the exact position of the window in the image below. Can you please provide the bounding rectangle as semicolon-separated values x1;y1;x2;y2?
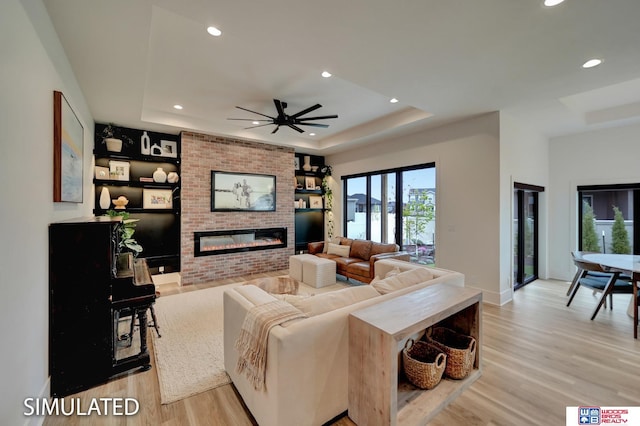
578;184;637;254
343;163;435;264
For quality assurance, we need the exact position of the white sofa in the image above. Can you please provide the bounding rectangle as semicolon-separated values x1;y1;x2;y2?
223;259;464;426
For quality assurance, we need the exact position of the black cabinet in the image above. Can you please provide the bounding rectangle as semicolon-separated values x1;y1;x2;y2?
94;123;180;273
294;154;327;251
49;217;156;397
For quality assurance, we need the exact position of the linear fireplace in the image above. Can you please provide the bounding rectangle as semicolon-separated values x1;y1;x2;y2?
194;228;287;257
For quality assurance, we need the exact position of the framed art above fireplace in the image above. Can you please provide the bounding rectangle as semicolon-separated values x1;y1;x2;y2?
211;171;276;212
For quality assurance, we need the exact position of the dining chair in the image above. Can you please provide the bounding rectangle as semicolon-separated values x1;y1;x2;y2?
567;258;634;320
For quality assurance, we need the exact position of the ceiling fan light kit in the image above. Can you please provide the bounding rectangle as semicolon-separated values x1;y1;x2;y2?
228;99;338;134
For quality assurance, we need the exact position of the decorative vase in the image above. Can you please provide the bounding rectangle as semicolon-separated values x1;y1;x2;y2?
153;167;167;183
302;155;312;172
105;138;123;153
99;187;111;209
141;131;150;155
167;171;179;183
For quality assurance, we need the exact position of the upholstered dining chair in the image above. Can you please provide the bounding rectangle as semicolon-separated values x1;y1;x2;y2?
567;257;634;320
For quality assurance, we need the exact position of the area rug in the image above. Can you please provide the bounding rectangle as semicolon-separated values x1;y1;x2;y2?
151;277;351;404
151;283;239;404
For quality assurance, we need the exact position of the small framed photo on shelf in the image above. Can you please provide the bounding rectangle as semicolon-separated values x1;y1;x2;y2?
160;140;178;158
95;166;110;180
309;195;323;209
305;176;316;190
109;160;130;181
143;188;173;209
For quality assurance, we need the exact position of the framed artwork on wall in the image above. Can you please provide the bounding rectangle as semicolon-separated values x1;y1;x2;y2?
305;176;316;190
160;140;178;158
109;160;130;181
309;195;323;209
211;171;276;211
143;188;173;209
53;91;84;202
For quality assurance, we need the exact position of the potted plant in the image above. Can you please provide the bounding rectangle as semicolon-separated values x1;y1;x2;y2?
105;210;143;257
101;123;134;153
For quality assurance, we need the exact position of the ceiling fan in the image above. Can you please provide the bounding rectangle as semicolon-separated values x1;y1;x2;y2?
228;99;338;134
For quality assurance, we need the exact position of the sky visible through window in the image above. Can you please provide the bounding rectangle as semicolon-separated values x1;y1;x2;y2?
346;168;435;201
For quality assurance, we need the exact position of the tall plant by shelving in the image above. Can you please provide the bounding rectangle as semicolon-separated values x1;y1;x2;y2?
321;165;334;238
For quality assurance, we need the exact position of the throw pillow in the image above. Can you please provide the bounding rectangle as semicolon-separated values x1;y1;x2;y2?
322;236;342;253
327;242;351;257
290;285;380;316
372;268;435;295
385;267;402;278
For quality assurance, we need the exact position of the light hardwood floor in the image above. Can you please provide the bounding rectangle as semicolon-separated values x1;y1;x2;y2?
44;274;639;426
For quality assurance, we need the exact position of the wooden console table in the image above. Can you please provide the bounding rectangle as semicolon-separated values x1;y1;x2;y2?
348;283;482;425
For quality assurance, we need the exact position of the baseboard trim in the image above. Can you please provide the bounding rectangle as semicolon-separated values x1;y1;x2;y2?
23;377;49;426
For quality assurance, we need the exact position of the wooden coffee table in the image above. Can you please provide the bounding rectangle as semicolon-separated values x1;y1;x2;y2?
348;282;482;425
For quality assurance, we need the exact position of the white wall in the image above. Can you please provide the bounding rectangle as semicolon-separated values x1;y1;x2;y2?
548;122;640;281
0;1;93;424
499;112;549;300
327;113;504;303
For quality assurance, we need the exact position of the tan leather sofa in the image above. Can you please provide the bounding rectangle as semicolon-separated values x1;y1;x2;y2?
308;237;410;283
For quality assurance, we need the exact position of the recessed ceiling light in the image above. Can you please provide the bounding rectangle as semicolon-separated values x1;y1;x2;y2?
207;26;222;37
390;98;399;103
582;58;602;68
321;71;332;78
173;104;183;110
252;121;260;125
309;133;316;136
544;0;565;6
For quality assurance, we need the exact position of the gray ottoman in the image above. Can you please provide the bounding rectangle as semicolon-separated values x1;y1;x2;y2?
302;256;336;288
289;254;316;282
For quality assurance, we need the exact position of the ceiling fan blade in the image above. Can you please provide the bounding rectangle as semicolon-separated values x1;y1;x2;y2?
235;106;275;119
298;122;329;128
228;118;272;121
297;114;339;121
287;124;305;133
271;125;280;134
244;123;274;130
274;99;286;118
290;104;321;119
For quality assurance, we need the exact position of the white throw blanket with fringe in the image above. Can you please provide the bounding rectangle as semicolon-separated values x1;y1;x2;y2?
235;300;307;391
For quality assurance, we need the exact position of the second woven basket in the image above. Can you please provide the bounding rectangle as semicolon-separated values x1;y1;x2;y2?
424;327;476;380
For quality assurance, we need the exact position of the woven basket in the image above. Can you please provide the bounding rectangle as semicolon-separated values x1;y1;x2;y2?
424;327;476;380
402;338;446;389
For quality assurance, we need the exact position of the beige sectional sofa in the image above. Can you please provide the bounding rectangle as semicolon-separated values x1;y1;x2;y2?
223;259;464;426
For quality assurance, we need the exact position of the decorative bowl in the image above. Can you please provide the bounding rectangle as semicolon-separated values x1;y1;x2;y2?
112;196;129;209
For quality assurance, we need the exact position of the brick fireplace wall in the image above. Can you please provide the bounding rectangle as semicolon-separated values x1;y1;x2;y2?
180;132;295;285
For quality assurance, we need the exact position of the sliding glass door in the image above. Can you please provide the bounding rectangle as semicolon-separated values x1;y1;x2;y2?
343;163;435;264
513;183;543;290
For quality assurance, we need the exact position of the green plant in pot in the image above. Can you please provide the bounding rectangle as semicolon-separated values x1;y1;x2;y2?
101;123;134;153
106;210;143;257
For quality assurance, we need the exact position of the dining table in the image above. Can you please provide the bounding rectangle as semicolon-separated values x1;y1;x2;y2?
579;253;639;339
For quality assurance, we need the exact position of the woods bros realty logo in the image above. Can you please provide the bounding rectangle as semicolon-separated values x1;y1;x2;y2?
567;406;640;425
